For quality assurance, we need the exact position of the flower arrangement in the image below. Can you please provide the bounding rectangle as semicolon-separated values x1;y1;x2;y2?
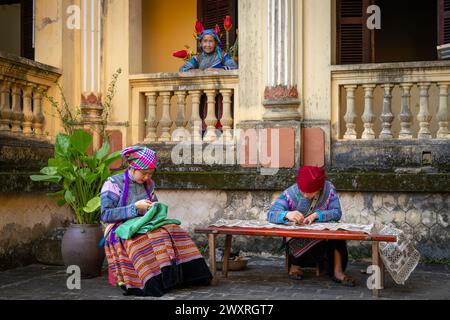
172;16;238;62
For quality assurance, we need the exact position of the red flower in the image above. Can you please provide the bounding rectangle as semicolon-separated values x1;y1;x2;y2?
214;23;220;34
173;50;188;59
224;16;232;32
195;20;204;34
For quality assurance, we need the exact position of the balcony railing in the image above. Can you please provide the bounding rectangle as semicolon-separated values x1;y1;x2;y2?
331;61;450;141
0;51;61;139
129;70;238;143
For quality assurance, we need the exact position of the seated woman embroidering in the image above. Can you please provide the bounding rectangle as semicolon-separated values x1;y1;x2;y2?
267;166;355;287
179;28;238;72
100;145;212;297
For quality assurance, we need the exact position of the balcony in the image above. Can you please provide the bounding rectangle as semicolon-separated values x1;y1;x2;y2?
0;51;61;139
331;61;450;141
129;70;239;144
330;61;450;172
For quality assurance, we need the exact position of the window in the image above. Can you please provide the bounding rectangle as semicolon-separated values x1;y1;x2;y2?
337;0;439;64
438;0;450;45
197;0;238;49
0;0;34;60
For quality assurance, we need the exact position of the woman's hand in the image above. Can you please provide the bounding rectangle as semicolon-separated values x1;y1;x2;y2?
285;211;305;224
304;212;319;225
134;199;153;212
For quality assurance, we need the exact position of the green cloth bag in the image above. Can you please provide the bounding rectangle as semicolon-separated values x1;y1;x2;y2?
115;202;181;240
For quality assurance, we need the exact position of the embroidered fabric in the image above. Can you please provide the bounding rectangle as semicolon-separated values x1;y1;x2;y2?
210;219;419;285
376;224;421;285
211;218;374;233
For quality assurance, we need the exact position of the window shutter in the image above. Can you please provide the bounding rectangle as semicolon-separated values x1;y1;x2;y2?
198;0;238;49
21;0;34;60
438;0;450;45
337;0;373;64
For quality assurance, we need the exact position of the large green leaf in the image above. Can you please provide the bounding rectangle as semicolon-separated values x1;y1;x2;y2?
70;129;93;154
55;134;70;158
103;150;122;167
95;142;110;160
60;170;76;182
82;155;97;170
100;164;111;181
83;196;100;213
40;166;58;176
46;190;64;198
57;198;67;206
30;175;61;183
79;168;98;185
48;157;71;169
64;190;75;204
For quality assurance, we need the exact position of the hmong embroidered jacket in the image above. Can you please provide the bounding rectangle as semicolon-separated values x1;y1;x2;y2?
179;51;238;72
267;181;342;224
100;172;158;223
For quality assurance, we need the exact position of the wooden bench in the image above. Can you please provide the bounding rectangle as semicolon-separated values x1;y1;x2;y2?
194;226;397;297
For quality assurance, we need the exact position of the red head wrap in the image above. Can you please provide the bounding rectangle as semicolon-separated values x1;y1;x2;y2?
296;166;326;193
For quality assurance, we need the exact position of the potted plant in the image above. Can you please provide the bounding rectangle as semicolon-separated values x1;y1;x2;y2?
30;69;122;278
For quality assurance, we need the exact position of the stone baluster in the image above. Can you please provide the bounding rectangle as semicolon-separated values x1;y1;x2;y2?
0;79;12;132
22;84;33;135
398;83;413;139
173;91;187;141
417;83;432;139
379;84;394;139
32;86;45;137
188;90;203;142
220;89;233;141
158;91;172;142
437;82;450;139
10;81;23;133
144;92;158;143
203;90;218;142
343;85;358;140
361;85;376;140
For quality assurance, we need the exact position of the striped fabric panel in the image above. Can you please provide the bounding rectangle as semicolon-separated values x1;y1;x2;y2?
105;224;203;289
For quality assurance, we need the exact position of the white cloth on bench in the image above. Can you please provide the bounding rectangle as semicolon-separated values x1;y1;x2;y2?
211;218;374;233
210;219;420;285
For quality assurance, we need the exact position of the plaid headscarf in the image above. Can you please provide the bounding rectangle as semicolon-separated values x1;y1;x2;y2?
120;145;157;170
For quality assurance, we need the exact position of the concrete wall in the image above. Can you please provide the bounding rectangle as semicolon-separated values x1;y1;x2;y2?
236;0;265;122
0;194;73;270
142;0;197;73
156;188;450;260
302;0;332;121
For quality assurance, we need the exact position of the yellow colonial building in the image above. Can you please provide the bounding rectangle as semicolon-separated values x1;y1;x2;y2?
0;0;449;269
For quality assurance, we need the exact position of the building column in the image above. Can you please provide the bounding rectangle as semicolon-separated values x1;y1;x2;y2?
79;0;104;149
263;0;301;121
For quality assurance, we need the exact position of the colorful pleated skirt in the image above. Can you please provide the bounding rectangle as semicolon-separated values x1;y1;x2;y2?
104;223;212;297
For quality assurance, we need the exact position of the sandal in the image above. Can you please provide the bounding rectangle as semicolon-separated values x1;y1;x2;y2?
289;272;303;280
288;269;304;280
331;275;356;287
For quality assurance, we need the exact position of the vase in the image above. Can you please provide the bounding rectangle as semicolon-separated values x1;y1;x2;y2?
61;224;105;278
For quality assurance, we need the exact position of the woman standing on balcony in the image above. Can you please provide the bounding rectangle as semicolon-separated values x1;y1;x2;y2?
267;166;355;287
100;145;212;297
179;29;238;72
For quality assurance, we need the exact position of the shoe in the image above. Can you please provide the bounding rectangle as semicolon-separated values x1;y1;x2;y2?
331;275;356;287
288;270;304;280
